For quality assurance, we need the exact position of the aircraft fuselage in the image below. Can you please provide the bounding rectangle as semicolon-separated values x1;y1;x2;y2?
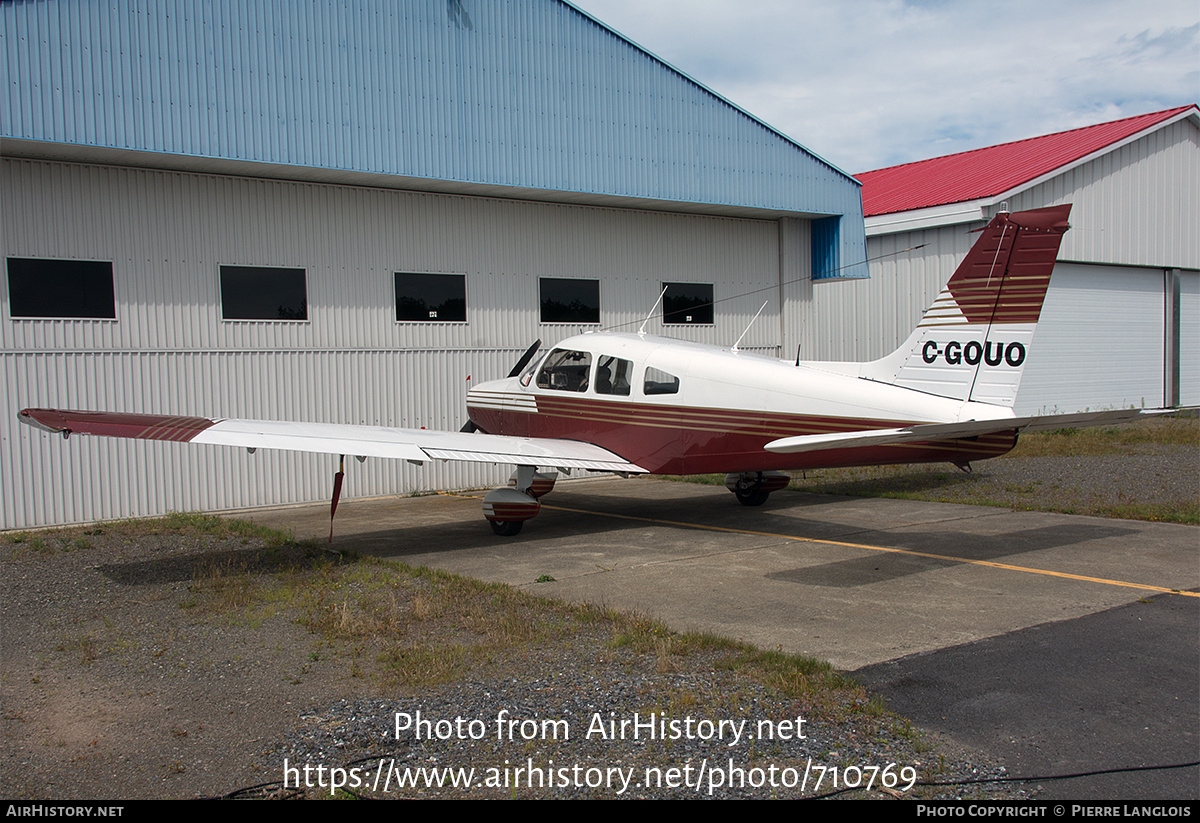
466;332;1018;475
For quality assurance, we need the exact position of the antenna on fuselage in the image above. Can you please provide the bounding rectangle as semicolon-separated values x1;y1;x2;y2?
638;286;669;335
730;301;769;353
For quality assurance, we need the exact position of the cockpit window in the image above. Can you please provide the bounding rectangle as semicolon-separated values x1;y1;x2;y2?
643;366;680;395
518;349;543;387
535;349;592;392
595;355;632;396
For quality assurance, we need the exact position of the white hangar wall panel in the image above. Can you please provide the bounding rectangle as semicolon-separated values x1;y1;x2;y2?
779;218;814;362
1004;117;1200;270
1;159;784;529
808;224;978;363
1014;263;1167;415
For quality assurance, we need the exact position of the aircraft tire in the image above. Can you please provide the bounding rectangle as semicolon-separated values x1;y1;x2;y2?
489;519;524;537
735;488;770;506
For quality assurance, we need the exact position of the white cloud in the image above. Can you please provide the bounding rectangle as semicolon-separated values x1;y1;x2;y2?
569;0;1199;171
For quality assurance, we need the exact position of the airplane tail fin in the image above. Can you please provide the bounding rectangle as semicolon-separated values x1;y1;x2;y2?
858;204;1071;407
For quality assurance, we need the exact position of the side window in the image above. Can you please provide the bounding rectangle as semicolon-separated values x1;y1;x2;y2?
540;277;600;324
220;266;307;320
535;349;592;392
7;258;115;319
595;355;632;396
662;282;714;325
644;366;680;395
395;272;466;322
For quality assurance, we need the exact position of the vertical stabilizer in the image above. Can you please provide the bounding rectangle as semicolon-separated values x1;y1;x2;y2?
859;204;1071;406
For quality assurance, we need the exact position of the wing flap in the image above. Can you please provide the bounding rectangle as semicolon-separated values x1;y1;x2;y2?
19;408;648;473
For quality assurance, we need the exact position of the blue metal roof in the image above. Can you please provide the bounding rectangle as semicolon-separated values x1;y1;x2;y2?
2;0;866;273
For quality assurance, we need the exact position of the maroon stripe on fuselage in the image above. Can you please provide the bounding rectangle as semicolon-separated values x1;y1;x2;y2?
467;397;1017;474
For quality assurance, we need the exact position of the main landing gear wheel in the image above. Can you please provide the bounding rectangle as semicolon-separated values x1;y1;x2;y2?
734;487;770;507
482;475;544;537
489;519;524;537
725;471;791;507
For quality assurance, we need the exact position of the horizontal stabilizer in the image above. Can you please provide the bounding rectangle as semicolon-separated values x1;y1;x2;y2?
764;408;1174;455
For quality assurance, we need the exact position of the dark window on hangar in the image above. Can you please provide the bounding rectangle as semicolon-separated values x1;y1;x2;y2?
220;266;308;320
540;277;600;324
395;273;466;322
662;282;714;325
7;258;116;319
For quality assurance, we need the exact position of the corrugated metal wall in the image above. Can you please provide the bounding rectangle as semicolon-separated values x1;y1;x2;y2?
1015;263;1167;413
808;223;976;363
1;0;864;235
810;119;1199;414
2;157;785;528
1007;117;1199;271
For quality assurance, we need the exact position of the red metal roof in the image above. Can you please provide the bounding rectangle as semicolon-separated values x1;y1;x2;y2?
856;105;1198;217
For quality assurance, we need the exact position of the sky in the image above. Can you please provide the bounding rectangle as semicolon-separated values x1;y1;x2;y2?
568;0;1199;174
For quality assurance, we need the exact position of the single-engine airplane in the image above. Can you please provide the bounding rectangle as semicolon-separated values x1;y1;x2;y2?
18;203;1170;536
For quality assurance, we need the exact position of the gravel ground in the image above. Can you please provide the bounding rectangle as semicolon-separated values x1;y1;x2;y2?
2;527;1023;800
3;429;1193;800
798;444;1198;521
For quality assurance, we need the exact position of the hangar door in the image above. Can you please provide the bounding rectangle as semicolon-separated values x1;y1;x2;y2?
1015;263;1167;415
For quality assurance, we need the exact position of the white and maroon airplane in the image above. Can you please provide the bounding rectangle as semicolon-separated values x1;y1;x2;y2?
19;203;1163;536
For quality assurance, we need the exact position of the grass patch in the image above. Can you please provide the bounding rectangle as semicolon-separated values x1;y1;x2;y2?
713;647;866;719
4;512;296;555
1008;415;1199;457
119;511;296;545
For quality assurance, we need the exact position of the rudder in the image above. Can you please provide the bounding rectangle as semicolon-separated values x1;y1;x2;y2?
859;204;1071;406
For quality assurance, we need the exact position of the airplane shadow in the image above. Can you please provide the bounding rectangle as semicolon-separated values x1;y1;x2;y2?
97;542;346;586
765;521;1137;588
320;484;1139;588
92;485;1140;589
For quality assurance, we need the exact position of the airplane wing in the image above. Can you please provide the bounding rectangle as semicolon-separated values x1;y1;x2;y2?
17;408;648;474
764;408;1176;455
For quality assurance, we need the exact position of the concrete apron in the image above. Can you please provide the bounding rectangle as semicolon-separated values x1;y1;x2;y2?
231;476;1199;671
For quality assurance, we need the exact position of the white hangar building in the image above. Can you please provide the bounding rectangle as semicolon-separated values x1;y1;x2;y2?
813;106;1200;416
1;0;869;529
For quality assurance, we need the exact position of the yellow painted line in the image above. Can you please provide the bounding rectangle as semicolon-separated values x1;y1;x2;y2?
440;491;1198;599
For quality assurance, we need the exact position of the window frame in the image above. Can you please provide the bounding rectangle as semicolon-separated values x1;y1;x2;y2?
535;348;593;393
218;265;309;322
644;366;681;396
6;257;116;320
394;272;468;323
539;277;601;325
595;354;633;396
661;281;714;326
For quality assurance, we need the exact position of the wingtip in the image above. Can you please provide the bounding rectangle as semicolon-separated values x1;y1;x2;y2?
18;408;65;434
